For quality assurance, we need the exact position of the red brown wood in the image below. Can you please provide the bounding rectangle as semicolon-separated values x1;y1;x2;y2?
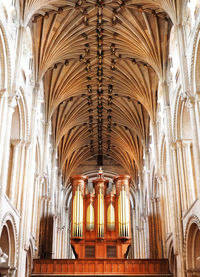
32;258;171;275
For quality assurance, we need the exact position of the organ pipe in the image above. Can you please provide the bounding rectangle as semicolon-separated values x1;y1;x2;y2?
93;169;108;238
71;175;87;238
107;202;115;231
86;199;94;231
97;183;104;237
115;175;131;238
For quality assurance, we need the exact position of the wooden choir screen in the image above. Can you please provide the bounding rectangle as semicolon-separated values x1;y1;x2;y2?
32;258;171;275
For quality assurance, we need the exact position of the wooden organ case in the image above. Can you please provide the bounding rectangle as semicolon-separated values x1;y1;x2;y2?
70;170;131;259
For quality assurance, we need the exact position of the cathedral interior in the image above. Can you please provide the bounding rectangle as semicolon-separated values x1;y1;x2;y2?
0;0;200;276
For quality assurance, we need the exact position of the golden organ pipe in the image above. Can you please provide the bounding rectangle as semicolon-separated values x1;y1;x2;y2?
115;176;130;238
107;202;115;231
71;175;87;238
86;202;94;230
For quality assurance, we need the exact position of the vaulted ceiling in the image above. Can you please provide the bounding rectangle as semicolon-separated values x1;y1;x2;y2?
20;0;176;182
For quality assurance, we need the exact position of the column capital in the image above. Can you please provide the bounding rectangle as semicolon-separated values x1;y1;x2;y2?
10;139;22;147
34;82;40;92
24;141;31;149
170;141;177;151
151;196;160;204
0;88;6;98
164;105;171;111
196;91;200;101
8;96;17;109
181;91;195;107
151;197;156;203
42;194;50;201
176;139;182;148
161;175;167;182
34;173;41;182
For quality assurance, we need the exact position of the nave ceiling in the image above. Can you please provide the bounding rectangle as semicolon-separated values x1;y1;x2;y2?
19;0;176;183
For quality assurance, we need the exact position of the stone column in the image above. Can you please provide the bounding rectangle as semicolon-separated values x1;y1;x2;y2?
43;121;50;174
16;142;26;211
135;226;140;258
64;207;69;258
151;197;157;258
31;174;40;236
17;142;31;277
162;175;170;236
186;96;200;196
155;196;162;258
163;104;179;255
196;93;200;143
146;215;151;258
0;89;7;172
9;139;21;204
151;122;159;175
176;140;187;211
170;142;185;277
131;207;137;258
0;96;17;206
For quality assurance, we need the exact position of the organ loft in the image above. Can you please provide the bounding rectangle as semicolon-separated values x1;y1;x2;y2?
71;169;131;259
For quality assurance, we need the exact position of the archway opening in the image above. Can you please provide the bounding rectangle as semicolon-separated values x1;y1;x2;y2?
25;247;32;277
186;222;200;274
169;246;177;277
0;220;16;276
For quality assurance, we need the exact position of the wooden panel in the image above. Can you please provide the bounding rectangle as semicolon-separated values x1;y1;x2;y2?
32;258;170;275
107;246;116;258
97;262;104;272
149;262;155;273
118;262;125;272
89;262;95;272
61;263;68;272
41;263;47;273
47;263;53;273
55;262;62;272
127;261;133;272
67;262;74;273
85;245;95;258
112;262;118;272
139;261;145;273
105;262;112;272
132;261;139;272
34;262;41;273
77;262;83;272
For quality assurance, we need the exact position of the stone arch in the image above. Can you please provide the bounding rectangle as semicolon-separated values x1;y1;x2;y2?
35;138;42;175
173;91;197;206
7;88;30;199
194;32;200;93
0;213;18;276
184;215;200;276
173;90;193;141
189;12;200;94
25;239;34;277
168;240;177;277
18;87;30;141
0;19;11;92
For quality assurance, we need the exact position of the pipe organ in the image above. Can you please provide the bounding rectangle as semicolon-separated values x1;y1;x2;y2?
71;170;131;259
